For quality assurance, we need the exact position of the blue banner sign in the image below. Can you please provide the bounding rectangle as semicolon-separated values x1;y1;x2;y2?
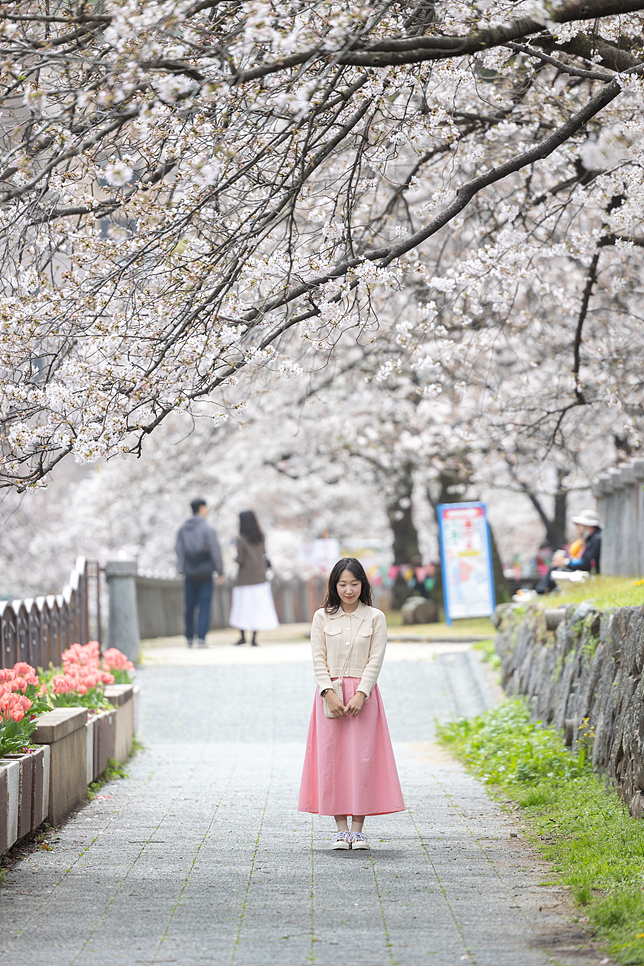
438;502;495;624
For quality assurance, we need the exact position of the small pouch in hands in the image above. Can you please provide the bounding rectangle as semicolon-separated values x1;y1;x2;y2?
323;679;345;718
322;643;354;718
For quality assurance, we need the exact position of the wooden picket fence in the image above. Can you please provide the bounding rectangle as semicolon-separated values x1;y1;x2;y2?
0;557;101;670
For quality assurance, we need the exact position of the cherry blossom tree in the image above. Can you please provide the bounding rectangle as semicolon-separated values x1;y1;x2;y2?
0;331;622;598
1;0;644;490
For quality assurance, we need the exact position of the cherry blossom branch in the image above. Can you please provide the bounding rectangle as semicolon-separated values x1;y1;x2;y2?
253;74;625;320
503;42;615;81
232;0;644;81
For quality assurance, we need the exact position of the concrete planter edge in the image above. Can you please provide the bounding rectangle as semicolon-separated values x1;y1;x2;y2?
0;687;135;857
0;746;50;843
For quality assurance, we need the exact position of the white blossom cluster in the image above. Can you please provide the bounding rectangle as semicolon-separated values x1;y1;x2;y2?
0;0;643;492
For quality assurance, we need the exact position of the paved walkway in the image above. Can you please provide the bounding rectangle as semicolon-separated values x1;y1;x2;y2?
0;640;610;966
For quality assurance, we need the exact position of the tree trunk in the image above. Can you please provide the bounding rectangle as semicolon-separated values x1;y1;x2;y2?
386;467;421;608
387;498;420;565
517;469;569;549
488;524;512;605
550;479;568;549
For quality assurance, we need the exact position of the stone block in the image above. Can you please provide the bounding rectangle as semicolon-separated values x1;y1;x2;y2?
630;790;644;819
621;464;637;484
2;751;34;839
595;474;613;495
85;716;95;785
592;661;618;771
491;603;513;628
133;684;141;736
570;600;597;625
620;608;644;677
103;683;132;707
104;685;135;763
0;759;19;854
609;467;626;489
544;608;566;631
400;596;439;625
31;745;49;830
0;745;51;845
106;559;140;664
574;640;605;734
93;708;117;779
33;707;87;827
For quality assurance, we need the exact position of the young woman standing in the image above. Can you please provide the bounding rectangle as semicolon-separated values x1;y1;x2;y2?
298;557;404;849
229;510;279;646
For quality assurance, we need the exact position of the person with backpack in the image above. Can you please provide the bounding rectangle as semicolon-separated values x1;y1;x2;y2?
175;498;224;647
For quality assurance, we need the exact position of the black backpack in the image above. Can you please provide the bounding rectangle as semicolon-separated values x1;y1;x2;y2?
184;532;214;581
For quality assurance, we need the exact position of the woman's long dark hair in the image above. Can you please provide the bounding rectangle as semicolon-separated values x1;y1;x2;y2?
239;509;264;545
323;557;372;613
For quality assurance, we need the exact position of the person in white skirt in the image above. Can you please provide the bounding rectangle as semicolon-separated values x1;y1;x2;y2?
229;510;279;646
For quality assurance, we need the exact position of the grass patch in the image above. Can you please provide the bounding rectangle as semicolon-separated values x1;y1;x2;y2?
386;611;494;636
131;735;145;755
543;576;644;611
471;638;500;669
438;700;644;965
87;757;128;799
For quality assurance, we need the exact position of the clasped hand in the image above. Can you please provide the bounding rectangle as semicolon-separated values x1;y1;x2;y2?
324;690;365;718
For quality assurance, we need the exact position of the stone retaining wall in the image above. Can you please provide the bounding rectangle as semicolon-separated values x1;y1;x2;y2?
0;684;138;855
495;600;644;817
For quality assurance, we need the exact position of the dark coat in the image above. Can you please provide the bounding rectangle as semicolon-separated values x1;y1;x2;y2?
175;516;223;580
568;529;601;573
234;534;268;586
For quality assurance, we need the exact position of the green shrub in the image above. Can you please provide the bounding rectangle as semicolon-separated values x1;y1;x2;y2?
0;716;37;757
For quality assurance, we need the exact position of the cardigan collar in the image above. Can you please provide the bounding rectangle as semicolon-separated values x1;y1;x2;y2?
327;601;369;620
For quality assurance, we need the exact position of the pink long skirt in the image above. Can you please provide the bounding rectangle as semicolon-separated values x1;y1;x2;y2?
298;677;405;817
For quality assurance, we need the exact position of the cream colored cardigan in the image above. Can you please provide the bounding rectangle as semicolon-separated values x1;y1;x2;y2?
310;602;387;698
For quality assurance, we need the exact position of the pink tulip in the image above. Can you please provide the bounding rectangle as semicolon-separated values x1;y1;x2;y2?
101;648;134;672
52;675;72;694
0;690;32;722
13;662;37;684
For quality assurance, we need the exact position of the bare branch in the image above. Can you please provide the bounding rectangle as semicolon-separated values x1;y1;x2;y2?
572;250;600;405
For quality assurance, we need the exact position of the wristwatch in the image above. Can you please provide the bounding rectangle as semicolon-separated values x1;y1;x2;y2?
321;688;330;697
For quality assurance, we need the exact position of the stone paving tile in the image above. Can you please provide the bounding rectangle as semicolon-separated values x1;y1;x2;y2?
0;649;613;966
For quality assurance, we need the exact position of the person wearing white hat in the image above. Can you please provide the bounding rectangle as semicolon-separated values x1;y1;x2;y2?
551;510;602;574
536;509;602;594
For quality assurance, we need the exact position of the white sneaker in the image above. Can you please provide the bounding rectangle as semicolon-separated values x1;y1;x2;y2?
330;831;351;850
350;832;370;850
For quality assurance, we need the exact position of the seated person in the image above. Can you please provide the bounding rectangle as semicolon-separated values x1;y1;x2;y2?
536;510;601;594
552;510;601;573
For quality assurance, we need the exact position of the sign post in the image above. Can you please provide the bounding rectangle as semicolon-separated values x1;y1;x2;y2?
438;502;495;625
